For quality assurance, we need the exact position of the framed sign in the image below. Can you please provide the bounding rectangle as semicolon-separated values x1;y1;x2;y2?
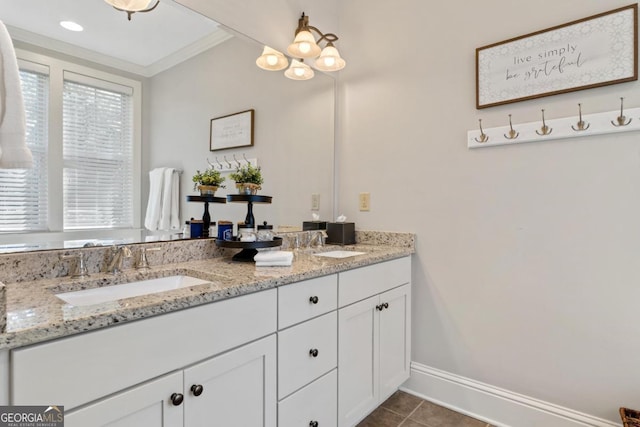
209;109;254;151
476;4;638;109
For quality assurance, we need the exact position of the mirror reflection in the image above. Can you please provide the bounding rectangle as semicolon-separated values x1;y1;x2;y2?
0;0;335;253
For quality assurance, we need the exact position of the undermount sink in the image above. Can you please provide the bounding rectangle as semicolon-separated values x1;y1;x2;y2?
313;250;366;259
56;275;210;307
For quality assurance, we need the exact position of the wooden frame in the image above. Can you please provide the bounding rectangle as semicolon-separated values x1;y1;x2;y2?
209;109;255;151
476;4;638;109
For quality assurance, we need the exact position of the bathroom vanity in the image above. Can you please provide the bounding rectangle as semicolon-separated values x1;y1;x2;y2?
0;232;413;427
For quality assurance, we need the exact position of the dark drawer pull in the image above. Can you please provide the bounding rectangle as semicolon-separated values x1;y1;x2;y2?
190;384;204;396
309;421;319;427
170;393;184;406
309;348;319;358
309;296;319;304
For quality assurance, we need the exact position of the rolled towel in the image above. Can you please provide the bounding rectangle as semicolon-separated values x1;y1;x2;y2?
254;250;293;263
255;260;293;267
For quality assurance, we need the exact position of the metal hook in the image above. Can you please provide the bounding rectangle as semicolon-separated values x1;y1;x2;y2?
243;153;251;165
206;157;215;169
611;97;632;127
571;103;590;131
223;156;232;169
503;114;519;140
232;154;241;168
213;157;223;170
474;119;489;143
535;109;553;136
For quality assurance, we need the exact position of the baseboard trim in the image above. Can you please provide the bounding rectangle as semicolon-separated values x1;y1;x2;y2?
401;362;620;427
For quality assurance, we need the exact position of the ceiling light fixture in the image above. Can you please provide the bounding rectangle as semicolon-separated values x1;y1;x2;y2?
256;12;346;81
104;0;160;21
59;21;84;32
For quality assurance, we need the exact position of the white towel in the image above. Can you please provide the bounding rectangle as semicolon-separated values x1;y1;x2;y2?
159;168;180;230
144;167;166;231
255;260;293;267
254;251;294;263
0;21;32;168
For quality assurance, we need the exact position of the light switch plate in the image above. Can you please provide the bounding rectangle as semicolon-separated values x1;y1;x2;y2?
359;192;370;211
311;193;320;211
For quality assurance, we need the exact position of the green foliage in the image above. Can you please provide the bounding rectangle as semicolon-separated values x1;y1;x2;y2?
192;167;225;190
229;163;263;185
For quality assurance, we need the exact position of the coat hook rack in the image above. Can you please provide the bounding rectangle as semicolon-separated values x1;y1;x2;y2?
474;119;489;143
468;98;640;149
611;97;632;127
571;103;590;131
535;109;553;135
503;114;519;140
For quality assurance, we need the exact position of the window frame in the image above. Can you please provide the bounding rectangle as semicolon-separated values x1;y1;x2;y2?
0;48;142;245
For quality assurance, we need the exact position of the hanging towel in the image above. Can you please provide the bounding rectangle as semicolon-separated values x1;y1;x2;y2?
0;21;32;169
159;168;180;231
144;167;166;231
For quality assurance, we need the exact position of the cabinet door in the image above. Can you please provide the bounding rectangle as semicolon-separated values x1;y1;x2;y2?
378;284;411;401
183;334;276;427
338;295;379;427
279;369;337;427
64;371;183;427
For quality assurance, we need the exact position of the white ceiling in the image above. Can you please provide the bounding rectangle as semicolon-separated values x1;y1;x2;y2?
0;0;231;76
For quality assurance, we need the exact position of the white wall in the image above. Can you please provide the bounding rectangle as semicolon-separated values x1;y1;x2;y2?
337;0;640;424
146;36;334;229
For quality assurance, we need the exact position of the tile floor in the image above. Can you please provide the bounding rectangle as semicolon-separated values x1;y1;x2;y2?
357;391;494;427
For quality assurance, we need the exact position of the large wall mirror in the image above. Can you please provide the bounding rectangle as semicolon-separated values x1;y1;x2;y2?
0;0;335;253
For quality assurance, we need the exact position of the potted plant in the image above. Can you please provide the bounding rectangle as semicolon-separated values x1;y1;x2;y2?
229;163;263;195
192;167;225;195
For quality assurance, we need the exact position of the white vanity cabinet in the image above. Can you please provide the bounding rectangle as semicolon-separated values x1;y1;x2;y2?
11;289;278;427
337;257;412;427
277;274;338;427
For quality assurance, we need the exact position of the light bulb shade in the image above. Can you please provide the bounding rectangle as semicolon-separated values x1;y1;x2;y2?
285;59;315;80
314;45;346;71
287;30;321;59
256;46;288;71
104;0;155;11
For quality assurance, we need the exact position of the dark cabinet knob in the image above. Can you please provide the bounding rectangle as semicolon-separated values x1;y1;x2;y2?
383;302;389;309
170;393;184;406
376;304;383;311
309;421;319;427
191;384;204;396
309;348;319;357
309;296;319;304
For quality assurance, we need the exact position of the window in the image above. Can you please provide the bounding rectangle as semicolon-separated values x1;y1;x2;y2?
63;73;134;229
0;50;141;241
0;63;48;232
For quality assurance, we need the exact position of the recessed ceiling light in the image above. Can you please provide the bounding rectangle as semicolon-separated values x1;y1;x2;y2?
60;21;84;32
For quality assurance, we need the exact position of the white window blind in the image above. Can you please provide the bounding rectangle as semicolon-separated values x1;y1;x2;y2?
0;66;49;232
63;72;134;230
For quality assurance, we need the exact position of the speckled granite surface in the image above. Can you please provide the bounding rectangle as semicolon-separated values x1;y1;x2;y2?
0;231;414;350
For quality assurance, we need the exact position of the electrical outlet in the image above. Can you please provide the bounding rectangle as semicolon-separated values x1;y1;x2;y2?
311;193;320;211
359;192;370;211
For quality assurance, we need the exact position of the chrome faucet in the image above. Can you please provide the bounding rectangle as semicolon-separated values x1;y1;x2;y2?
59;252;90;279
311;230;327;248
107;245;132;274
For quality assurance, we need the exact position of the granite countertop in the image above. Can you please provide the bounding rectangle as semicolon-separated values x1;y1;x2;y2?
1;241;413;350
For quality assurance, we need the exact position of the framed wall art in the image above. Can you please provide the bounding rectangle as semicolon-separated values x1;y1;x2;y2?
476;4;638;109
209;109;255;151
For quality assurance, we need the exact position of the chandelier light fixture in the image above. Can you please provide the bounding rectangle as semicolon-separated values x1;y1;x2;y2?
104;0;160;21
256;12;346;80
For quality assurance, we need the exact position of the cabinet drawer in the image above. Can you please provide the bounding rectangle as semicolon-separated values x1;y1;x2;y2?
278;311;337;399
11;289;277;410
278;274;337;329
338;257;410;307
279;369;337;427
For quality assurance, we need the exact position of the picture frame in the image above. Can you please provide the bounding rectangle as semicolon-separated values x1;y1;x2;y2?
209;109;255;151
476;4;638;109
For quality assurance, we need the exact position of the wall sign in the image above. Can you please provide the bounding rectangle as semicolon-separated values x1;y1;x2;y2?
210;109;255;151
476;4;638;109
